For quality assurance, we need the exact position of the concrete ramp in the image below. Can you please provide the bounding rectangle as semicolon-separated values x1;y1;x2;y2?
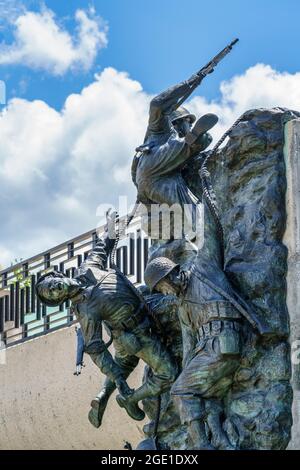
0;325;145;450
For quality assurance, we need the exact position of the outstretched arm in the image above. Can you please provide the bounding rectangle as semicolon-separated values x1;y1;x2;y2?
146;73;204;138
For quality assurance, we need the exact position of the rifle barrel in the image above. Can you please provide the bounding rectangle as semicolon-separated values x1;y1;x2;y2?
175;38;239;110
199;38;239;74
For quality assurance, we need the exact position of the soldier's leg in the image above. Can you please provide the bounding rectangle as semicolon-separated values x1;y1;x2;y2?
116;334;178;420
88;352;139;428
170;385;214;450
171;337;239;449
205;399;235;450
130;333;178;402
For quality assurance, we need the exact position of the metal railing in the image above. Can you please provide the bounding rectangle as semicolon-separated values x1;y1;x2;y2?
0;218;149;348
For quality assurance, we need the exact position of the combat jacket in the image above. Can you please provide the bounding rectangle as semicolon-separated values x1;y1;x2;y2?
180;271;241;331
71;233;146;382
132;78;207;206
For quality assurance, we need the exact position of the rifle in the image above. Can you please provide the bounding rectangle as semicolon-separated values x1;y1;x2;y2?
175;38;239;110
111;39;239;263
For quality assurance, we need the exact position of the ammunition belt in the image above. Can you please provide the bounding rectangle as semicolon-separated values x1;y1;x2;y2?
196;319;241;342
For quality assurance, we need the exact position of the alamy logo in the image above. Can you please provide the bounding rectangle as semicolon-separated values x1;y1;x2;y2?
0;80;6;105
95;197;205;247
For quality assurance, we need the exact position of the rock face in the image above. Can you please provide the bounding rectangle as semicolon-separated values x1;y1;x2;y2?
209;108;300;449
141;108;299;450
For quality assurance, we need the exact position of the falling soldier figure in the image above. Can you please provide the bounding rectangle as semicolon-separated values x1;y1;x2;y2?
35;211;178;427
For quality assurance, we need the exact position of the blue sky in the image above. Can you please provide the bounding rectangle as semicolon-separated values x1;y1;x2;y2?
1;0;300;268
1;0;299;108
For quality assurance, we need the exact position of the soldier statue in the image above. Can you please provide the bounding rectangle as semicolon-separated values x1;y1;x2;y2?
35;211;178;427
144;256;267;449
131;69;218;242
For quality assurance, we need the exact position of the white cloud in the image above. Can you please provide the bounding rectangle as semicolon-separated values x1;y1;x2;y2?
0;7;108;75
0;67;148;268
1;63;300;268
188;64;300;139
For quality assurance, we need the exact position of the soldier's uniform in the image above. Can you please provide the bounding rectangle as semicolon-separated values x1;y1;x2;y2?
132;77;213;241
170;266;243;426
143;255;253;447
71;234;177;404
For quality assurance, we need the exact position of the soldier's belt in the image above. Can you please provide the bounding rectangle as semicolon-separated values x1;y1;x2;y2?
187;300;241;326
194;319;242;356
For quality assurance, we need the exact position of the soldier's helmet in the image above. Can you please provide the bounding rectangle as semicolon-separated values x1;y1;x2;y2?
170;106;196;124
144;257;179;292
35;271;67;306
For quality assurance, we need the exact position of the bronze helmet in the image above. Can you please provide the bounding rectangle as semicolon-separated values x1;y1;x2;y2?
144;257;179;292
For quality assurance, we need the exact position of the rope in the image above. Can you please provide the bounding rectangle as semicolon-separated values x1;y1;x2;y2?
190;264;262;332
153;394;162;445
109;200;139;268
199;115;244;268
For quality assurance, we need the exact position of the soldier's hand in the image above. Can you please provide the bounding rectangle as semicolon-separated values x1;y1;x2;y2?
115;377;133;398
187;73;203;87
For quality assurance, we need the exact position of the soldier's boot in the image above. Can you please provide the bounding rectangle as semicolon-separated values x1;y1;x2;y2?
189;419;215;450
116;393;145;421
206;401;235;450
116;377;159;421
185;113;218;146
88;381;116;428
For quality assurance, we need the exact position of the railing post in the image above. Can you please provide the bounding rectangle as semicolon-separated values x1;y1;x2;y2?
22;322;28;340
44;314;50;332
143;238;149;271
10;284;14;322
14;282;20;329
0;298;4;333
68;307;73;323
122;246;128;276
4;295;9;322
67;242;74;259
31;275;36;314
20;288;25;327
136;229;142;283
129;233;135;275
2;272;7;288
36;273;41;320
44;253;50;269
25;285;30;314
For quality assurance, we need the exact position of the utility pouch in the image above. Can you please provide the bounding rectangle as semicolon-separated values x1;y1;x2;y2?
118;332;142;356
218;327;241;356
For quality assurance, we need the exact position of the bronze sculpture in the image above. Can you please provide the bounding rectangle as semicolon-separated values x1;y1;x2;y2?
132;75;217;242
36;211;178;424
35;38;295;450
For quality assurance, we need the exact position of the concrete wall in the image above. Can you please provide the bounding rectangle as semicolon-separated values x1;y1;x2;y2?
0;325;145;450
284;119;300;450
